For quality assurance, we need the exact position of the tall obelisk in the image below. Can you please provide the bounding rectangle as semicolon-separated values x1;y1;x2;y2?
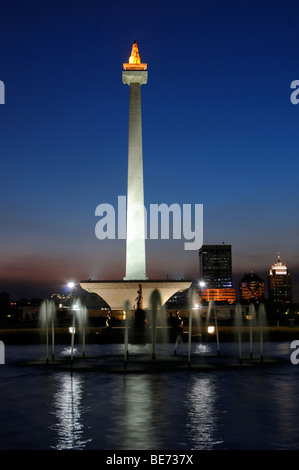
123;41;148;280
80;42;192;309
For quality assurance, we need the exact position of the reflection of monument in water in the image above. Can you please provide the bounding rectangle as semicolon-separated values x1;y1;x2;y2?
80;41;191;311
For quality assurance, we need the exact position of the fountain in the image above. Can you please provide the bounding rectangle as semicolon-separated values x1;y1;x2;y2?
124;300;130;368
187;288;197;367
234;303;243;365
248;303;256;358
70;299;88;364
173;310;184;356
193;302;202;340
232;302;267;365
150;289;166;360
258;303;267;362
174;333;182;356
70;309;76;366
122;287;169;366
35;288;275;373
39;297;91;367
207;299;220;357
39;299;56;363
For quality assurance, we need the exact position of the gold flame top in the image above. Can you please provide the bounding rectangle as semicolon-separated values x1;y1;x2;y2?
123;41;147;71
129;41;141;64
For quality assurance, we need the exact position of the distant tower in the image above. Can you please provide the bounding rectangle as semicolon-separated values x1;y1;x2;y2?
239;271;264;302
268;253;292;303
199;244;232;288
123;41;148;280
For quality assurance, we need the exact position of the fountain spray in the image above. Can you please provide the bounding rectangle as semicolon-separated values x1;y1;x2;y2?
258;303;267;362
39;299;56;363
234;303;243;365
150;290;161;360
188;288;198;367
124;300;130;368
207;299;220;357
248;303;256;358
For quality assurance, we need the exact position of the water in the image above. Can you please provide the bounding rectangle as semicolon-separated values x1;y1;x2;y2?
0;342;298;450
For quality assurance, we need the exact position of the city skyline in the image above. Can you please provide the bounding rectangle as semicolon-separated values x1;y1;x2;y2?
0;0;299;301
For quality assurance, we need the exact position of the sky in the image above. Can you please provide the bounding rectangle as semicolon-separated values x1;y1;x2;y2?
0;0;299;301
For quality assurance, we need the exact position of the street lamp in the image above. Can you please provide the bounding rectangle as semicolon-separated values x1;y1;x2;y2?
70;300;88;361
66;282;77;366
67;281;77;309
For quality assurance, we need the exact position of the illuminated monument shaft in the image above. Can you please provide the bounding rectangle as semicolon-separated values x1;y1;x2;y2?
79;42;192;310
123;41;148;280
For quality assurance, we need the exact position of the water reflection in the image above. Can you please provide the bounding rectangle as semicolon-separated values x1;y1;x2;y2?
185;375;223;449
269;369;299;449
105;374;172;450
193;343;213;355
49;372;92;449
122;375;161;449
95;372;189;450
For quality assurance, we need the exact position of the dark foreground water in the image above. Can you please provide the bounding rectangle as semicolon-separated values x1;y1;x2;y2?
0;341;298;450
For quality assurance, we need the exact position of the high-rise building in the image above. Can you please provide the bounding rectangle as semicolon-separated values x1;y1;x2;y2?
268;253;292;303
199;244;233;288
199;288;236;304
239;271;264;302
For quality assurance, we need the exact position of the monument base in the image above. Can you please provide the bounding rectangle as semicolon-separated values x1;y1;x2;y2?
79;280;192;310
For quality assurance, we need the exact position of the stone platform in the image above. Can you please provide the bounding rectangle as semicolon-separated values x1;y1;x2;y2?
79;279;192;310
22;351;286;374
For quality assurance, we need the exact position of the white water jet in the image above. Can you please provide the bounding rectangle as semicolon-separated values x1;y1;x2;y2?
192;302;202;342
70;311;75;366
207;299;220;357
188;288;197;367
39;299;56;362
174;334;182;356
149;289;162;360
173;310;184;356
234;303;243;364
258;303;267;362
71;299;88;364
124;300;131;368
248;303;256;358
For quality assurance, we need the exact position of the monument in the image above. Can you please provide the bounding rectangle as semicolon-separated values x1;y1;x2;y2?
80;41;191;310
122;40;147;281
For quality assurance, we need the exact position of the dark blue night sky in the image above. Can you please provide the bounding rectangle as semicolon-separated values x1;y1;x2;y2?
0;0;299;300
